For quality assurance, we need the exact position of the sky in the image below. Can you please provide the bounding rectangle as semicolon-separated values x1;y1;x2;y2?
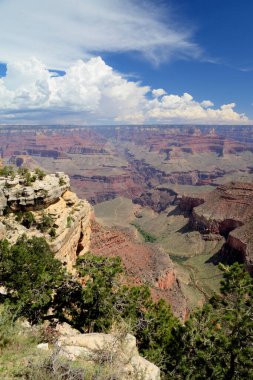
0;0;252;125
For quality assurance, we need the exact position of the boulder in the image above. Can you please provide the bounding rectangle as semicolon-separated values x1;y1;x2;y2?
56;333;160;380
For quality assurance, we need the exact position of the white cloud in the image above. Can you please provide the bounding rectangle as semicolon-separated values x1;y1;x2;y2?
201;100;214;108
152;89;167;98
0;57;250;125
0;0;200;69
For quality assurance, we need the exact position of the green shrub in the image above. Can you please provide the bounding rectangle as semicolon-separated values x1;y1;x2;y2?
17;167;29;176
0;165;14;178
21;211;35;229
49;227;56;238
24;171;32;186
35;168;46;180
131;223;157;243
166;263;253;378
22;351;93;380
59;177;66;186
0;236;65;324
66;216;73;228
38;213;54;232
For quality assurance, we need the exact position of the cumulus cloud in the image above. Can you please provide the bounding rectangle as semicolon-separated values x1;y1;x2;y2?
152;89;167;98
0;0;200;69
0;57;250;124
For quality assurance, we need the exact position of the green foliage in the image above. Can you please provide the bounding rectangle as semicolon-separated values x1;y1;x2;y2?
0;165;14;178
38;212;54;232
73;254;123;331
22;353;89;380
35;167;46;180
24;171;32;186
49;227;56;238
59;177;66;186
0;306;16;351
21;211;36;229
15;212;23;222
17;167;29;176
53;252;177;368
17;167;45;183
66;215;73;228
0;236;65;324
167;263;253;379
131;223;157;243
1;232;251;379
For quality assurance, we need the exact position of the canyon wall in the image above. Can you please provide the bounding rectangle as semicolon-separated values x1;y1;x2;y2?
90;221;188;320
0;125;253;205
189;182;253;273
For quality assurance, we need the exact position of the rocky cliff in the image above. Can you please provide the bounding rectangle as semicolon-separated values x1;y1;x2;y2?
191;182;253;272
0;171;93;271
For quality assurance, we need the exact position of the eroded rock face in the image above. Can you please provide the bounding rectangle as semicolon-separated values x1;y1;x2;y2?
0;173;93;272
71;172;143;205
1;125;253;205
179;193;207;213
45;193;93;271
90;221;188;320
0;172;69;213
57;332;160;380
191;182;253;272
133;187;177;212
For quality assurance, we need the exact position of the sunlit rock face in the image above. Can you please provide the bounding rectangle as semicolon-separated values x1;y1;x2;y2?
90;220;188;320
0;172;93;272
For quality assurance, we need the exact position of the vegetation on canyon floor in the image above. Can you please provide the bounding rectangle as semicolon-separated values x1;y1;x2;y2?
0;236;252;379
131;222;157;243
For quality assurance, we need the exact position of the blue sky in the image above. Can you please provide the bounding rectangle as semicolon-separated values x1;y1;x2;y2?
0;0;252;124
103;0;253;117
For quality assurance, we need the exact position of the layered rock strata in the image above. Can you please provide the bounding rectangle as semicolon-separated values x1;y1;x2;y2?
0;172;93;271
0;172;69;212
191;182;253;272
90;221;187;320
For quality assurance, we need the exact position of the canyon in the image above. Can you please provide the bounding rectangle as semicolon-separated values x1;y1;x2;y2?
0;125;252;205
0;170;187;319
0;124;252;312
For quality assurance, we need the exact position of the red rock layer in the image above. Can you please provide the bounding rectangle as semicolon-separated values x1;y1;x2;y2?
191;182;253;272
89;220;188;320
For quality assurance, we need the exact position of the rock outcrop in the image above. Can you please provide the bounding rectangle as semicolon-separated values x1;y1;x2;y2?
133;187;177;212
0;172;93;271
56;331;160;380
191;182;253;272
0;172;69;213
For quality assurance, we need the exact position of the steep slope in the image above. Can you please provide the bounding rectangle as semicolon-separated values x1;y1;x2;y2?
191;182;253;272
90;220;187;320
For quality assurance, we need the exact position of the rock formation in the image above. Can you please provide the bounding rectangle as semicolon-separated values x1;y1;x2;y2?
0;172;69;213
90;221;188;320
37;322;160;380
133;186;177;212
0;171;93;271
191;182;253;273
56;331;160;380
0;125;253;205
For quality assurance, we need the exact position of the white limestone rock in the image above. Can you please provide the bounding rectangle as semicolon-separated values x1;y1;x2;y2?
56;333;160;380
